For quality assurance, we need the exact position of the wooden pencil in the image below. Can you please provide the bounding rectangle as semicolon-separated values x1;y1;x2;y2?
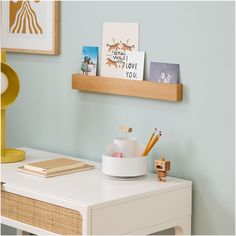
143;135;159;156
142;128;157;156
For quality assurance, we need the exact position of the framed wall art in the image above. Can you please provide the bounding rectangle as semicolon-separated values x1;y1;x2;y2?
1;0;60;55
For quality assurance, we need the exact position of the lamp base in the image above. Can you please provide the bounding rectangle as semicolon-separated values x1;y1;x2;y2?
1;149;25;163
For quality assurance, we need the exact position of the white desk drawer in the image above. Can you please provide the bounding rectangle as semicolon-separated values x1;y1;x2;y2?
92;187;191;235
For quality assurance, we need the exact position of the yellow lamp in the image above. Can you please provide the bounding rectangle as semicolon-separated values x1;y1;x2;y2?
1;51;25;163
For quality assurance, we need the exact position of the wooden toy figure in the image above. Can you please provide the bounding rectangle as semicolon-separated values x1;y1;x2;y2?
154;156;170;182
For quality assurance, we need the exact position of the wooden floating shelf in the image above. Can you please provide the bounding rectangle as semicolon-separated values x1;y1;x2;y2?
72;74;183;102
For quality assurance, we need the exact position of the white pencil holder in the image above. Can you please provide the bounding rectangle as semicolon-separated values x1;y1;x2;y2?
102;143;148;178
102;155;148;177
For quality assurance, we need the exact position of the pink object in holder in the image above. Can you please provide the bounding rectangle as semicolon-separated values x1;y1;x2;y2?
112;152;123;158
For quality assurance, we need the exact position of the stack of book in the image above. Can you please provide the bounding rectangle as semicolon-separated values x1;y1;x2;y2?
18;158;94;178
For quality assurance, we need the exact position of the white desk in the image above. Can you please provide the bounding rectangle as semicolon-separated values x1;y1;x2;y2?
1;148;192;235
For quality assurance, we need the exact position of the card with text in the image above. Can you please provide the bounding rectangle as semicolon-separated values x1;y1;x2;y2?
101;22;139;78
124;51;145;81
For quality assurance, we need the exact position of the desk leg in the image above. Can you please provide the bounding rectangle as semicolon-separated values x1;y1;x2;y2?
174;216;191;235
16;229;30;235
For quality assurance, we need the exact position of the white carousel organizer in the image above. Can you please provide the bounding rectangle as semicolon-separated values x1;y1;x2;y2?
102;141;148;178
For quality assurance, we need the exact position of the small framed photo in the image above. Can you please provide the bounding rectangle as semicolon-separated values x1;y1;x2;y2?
81;46;98;76
149;62;180;84
1;0;60;55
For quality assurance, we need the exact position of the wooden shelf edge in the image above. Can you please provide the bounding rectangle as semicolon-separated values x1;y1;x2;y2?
72;74;183;102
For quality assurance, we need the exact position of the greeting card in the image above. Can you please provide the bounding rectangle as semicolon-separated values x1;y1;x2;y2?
124;51;145;81
101;22;139;78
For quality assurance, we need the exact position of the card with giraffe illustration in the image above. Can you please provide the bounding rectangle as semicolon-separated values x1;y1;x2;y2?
101;22;139;78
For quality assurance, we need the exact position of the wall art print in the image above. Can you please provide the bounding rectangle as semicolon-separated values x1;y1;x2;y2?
1;0;60;55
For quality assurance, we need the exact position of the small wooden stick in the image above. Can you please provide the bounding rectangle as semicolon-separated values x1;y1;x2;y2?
161;155;165;161
118;126;133;133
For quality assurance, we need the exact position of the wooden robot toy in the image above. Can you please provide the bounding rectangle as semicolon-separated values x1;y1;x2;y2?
154;157;170;182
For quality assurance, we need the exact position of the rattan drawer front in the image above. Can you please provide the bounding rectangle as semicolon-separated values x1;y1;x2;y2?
1;191;82;235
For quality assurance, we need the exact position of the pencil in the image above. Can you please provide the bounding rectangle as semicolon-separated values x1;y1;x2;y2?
142;128;157;156
143;135;159;156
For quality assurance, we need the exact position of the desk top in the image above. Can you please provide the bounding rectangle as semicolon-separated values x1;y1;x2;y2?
1;147;191;209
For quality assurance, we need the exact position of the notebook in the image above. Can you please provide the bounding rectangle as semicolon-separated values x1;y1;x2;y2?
24;158;85;174
18;164;95;178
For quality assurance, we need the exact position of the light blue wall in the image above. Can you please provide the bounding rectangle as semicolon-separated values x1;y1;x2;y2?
5;1;235;235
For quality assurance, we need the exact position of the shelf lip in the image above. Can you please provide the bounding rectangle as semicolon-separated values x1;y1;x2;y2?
72;74;183;102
